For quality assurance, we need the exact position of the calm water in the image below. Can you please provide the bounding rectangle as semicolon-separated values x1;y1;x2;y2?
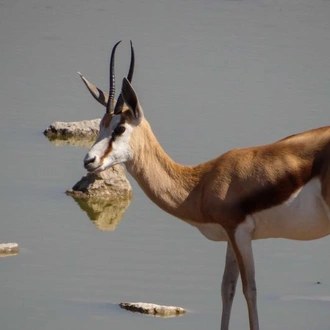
1;0;330;329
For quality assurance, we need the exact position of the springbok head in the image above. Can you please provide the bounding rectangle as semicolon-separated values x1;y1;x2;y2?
79;41;144;173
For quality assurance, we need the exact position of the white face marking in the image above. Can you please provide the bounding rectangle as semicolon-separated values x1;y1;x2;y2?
84;114;133;172
101;122;134;170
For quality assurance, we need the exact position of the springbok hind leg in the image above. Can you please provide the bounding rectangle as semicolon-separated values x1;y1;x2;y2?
230;218;259;330
220;242;239;330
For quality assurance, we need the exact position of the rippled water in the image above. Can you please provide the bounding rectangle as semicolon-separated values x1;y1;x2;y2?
1;0;330;329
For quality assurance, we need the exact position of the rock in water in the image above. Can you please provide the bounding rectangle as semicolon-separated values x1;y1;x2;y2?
43;119;101;138
0;243;19;257
66;165;132;199
119;302;186;317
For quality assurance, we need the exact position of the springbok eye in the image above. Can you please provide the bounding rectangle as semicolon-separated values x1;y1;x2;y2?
114;125;126;135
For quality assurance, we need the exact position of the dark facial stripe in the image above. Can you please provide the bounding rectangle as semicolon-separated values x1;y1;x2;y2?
100;140;113;163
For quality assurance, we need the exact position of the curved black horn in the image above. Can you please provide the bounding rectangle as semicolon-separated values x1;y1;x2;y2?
114;41;135;114
106;40;122;114
127;40;135;83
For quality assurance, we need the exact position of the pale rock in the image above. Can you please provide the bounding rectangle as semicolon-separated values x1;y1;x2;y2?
66;165;132;199
44;119;101;137
119;302;187;317
0;243;19;257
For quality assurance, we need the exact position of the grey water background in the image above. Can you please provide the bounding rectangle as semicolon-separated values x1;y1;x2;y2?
1;0;330;329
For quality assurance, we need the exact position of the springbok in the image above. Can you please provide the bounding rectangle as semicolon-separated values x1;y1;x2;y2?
78;41;330;330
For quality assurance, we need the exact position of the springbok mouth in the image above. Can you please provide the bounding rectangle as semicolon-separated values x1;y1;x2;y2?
86;165;103;174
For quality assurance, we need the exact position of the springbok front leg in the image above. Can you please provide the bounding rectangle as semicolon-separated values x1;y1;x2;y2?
229;218;259;330
221;242;239;330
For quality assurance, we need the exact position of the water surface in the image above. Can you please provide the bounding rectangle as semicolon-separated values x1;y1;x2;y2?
1;0;330;329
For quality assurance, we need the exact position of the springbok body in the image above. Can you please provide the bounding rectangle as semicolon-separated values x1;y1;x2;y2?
79;41;330;330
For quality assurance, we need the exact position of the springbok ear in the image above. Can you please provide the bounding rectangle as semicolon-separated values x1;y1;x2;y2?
121;77;144;120
78;72;109;107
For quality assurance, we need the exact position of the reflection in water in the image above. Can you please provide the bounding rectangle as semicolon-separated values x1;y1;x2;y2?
44;134;96;148
70;195;132;231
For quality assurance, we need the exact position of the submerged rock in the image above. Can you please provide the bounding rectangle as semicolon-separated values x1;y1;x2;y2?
119;302;187;317
0;243;19;257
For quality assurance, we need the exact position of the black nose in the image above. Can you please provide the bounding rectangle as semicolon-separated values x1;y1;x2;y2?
84;156;96;168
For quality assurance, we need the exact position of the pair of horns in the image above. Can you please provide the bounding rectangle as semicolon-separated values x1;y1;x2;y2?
107;40;135;114
78;40;135;114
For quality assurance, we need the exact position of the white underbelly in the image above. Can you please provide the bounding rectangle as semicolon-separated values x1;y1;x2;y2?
189;178;330;242
253;178;330;240
193;222;229;241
